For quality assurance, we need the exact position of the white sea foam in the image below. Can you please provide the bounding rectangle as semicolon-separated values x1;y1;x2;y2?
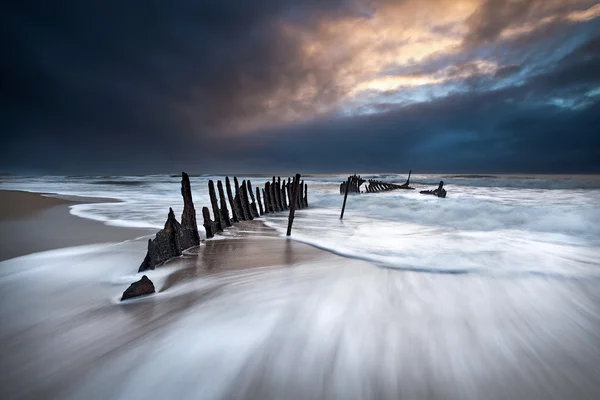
1;174;599;277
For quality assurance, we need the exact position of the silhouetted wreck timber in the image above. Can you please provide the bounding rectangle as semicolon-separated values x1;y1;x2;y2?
139;208;183;272
420;181;447;198
226;177;240;223
217;181;232;227
256;186;264;215
121;275;155;301
209;180;224;232
341;170;414;194
240;180;254;220
340;174;365;194
180;172;200;249
247;180;260;218
202;206;217;239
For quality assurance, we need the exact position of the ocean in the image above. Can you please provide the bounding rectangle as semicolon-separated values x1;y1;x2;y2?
1;173;600;399
2;173;599;278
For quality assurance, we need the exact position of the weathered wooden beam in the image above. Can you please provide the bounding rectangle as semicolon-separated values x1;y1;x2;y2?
234;177;248;220
180;172;200;249
139;208;183;272
226;177;240;223
281;181;288;209
262;187;270;214
270;178;279;212
303;183;308;208
247;180;260;218
217;180;232;227
256;187;264;215
264;182;272;212
299;180;305;208
271;177;280;211
208;180;224;232
241;180;254;220
295;178;302;208
340;176;351;219
278;178;285;210
202;206;215;239
286;173;301;236
419;180;447;198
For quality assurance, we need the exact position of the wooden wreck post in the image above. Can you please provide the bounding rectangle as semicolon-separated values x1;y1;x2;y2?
340;176;351;219
225;177;239;223
275;176;285;211
281;181;288;209
304;183;308;208
264;182;272;212
256;187;264;215
297;180;304;208
286;173;301;236
247;180;259;218
202;206;215;239
262;187;269;214
234;177;248;220
208;180;224;232
180;172;200;248
271;176;281;211
217;180;232;227
241;180;254;220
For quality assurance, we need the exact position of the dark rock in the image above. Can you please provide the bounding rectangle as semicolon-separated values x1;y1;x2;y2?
139;208;183;272
180;172;200;249
121;275;155;301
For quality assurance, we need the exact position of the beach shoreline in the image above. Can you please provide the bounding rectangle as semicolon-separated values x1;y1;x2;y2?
0;190;156;261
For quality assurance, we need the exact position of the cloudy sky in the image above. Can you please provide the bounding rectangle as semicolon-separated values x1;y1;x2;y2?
2;0;600;174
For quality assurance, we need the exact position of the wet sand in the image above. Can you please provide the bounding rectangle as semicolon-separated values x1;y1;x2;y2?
0;190;599;399
0;190;155;261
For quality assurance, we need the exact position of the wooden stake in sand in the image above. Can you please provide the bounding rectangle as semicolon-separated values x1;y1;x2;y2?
225;177;239;223
286;173;301;236
340;176;351;219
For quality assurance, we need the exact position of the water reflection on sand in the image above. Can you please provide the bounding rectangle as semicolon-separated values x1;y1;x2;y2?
1;236;599;400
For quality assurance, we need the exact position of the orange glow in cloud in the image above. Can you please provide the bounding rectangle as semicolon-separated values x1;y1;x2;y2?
204;0;600;134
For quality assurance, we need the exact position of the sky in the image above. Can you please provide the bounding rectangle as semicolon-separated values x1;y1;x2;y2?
2;0;600;174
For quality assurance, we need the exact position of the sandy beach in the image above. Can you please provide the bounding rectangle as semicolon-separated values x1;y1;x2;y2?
0;189;599;399
0;190;155;261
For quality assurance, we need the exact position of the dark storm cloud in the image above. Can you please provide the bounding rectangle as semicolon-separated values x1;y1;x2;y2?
221;33;600;174
1;0;599;174
1;0;358;173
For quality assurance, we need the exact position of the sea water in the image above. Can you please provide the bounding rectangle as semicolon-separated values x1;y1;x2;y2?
2;173;599;278
1;174;600;399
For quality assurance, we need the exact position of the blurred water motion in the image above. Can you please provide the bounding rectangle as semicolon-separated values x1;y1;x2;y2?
1;237;599;399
